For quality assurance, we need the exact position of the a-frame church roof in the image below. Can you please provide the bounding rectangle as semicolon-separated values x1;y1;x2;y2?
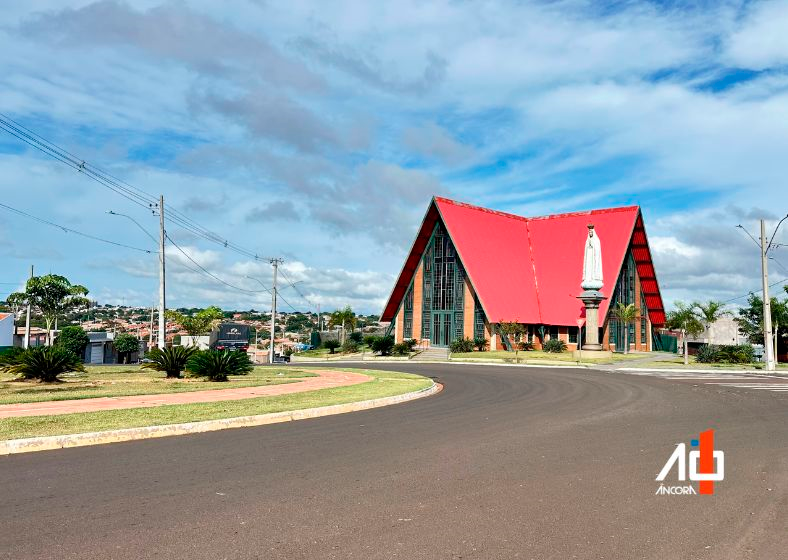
381;197;665;326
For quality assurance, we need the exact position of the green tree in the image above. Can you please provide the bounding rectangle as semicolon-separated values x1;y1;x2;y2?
1;346;85;382
736;288;788;347
323;339;341;354
167;306;224;346
666;301;705;365
611;302;639;354
7;274;89;345
693;300;729;331
56;326;90;360
114;333;140;364
497;321;526;362
329;306;357;344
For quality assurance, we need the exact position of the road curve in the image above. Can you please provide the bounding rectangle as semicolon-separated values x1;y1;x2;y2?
1;363;786;559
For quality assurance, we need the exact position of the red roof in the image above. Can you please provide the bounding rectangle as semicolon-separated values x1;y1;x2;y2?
382;197;665;326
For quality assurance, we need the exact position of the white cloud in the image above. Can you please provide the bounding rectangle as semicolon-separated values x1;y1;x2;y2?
726;0;788;70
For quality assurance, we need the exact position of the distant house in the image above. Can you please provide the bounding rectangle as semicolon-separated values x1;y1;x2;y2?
0;313;14;348
13;327;48;348
686;317;749;349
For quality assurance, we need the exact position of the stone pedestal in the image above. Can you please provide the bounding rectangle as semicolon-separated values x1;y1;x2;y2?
578;290;607;352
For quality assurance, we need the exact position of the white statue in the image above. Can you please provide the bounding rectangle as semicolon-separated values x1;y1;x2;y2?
581;224;603;291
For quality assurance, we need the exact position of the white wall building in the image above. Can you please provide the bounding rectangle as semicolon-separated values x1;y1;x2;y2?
0;313;14;347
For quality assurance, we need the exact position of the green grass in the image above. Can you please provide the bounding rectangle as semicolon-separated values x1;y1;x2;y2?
450;350;648;363
0;365;315;405
0;369;432;440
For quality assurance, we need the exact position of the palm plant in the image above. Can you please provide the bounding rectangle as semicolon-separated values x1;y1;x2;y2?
611;302;639;354
186;350;253;382
328;306;357;344
142;346;197;378
666;302;705;365
1;346;85;382
693;301;728;331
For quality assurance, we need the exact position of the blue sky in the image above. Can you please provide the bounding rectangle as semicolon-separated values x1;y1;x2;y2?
1;0;787;314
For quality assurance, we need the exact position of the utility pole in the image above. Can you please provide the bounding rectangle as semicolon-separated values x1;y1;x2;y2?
24;265;33;349
269;258;283;363
158;195;166;349
760;220;776;371
148;304;154;349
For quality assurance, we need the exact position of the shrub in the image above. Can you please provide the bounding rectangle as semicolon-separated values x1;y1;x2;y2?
341;340;360;353
519;341;534;351
543;338;567;353
372;335;395;356
186;349;253;382
348;331;363;344
114;333;140;363
0;346;24;366
392;342;411;356
473;337;489;351
363;335;379;348
696;344;720;363
142;346;197;378
450;337;475;353
56;326;89;360
718;344;754;364
323;340;341;354
404;338;418;351
1;346;85;382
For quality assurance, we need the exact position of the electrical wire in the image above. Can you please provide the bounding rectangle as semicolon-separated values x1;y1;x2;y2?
722;277;788;304
0;113;276;262
0;201;156;254
278;268;314;310
165;233;270;295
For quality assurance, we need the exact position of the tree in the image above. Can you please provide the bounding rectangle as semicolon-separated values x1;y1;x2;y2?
329;306;357;344
167;306;224;345
56;326;90;360
323;340;341;354
371;335;395;356
611;302;639;354
7;274;89;345
666;301;705;365
498;321;526;361
114;333;140;364
693;300;729;331
142;346;197;378
736;289;788;347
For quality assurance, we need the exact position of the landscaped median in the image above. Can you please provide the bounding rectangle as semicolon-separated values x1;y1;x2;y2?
0;365;435;453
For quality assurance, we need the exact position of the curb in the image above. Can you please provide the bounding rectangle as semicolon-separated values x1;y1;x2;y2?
0;382;440;456
293;359;592;369
614;367;786;375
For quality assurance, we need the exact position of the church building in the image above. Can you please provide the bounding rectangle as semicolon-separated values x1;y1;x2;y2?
381;197;665;352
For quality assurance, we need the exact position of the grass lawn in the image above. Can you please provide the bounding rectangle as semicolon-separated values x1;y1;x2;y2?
0;368;432;440
450;350;649;363
0;365;315;405
627;358;774;370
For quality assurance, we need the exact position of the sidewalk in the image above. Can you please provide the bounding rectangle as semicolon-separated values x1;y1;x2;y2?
0;369;371;419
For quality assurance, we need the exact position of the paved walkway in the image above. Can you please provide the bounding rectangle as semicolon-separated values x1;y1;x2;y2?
0;370;372;419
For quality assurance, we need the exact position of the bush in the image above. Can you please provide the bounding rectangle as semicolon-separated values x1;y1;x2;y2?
56;326;89;360
0;346;24;366
341;340;359;353
1;346;85;382
392;342;411;356
519;341;534;351
696;344;720;363
450;337;475;353
142;346;197;378
114;333;140;363
473;337;489;351
543;338;567;353
186;349;254;382
372;335;395;356
348;331;363;344
404;339;418;351
363;335;379;348
323;340;341;354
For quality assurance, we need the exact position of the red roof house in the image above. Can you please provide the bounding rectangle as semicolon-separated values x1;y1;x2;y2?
381;197;664;352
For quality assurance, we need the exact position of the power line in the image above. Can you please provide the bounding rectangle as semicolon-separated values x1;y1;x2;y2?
278;268;314;310
0;113;275;262
722;277;788;304
0;201;156;254
165;233;269;296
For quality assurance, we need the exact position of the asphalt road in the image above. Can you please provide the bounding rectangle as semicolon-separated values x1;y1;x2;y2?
1;364;786;559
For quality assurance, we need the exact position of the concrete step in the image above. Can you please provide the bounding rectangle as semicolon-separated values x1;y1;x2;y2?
411;347;450;361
